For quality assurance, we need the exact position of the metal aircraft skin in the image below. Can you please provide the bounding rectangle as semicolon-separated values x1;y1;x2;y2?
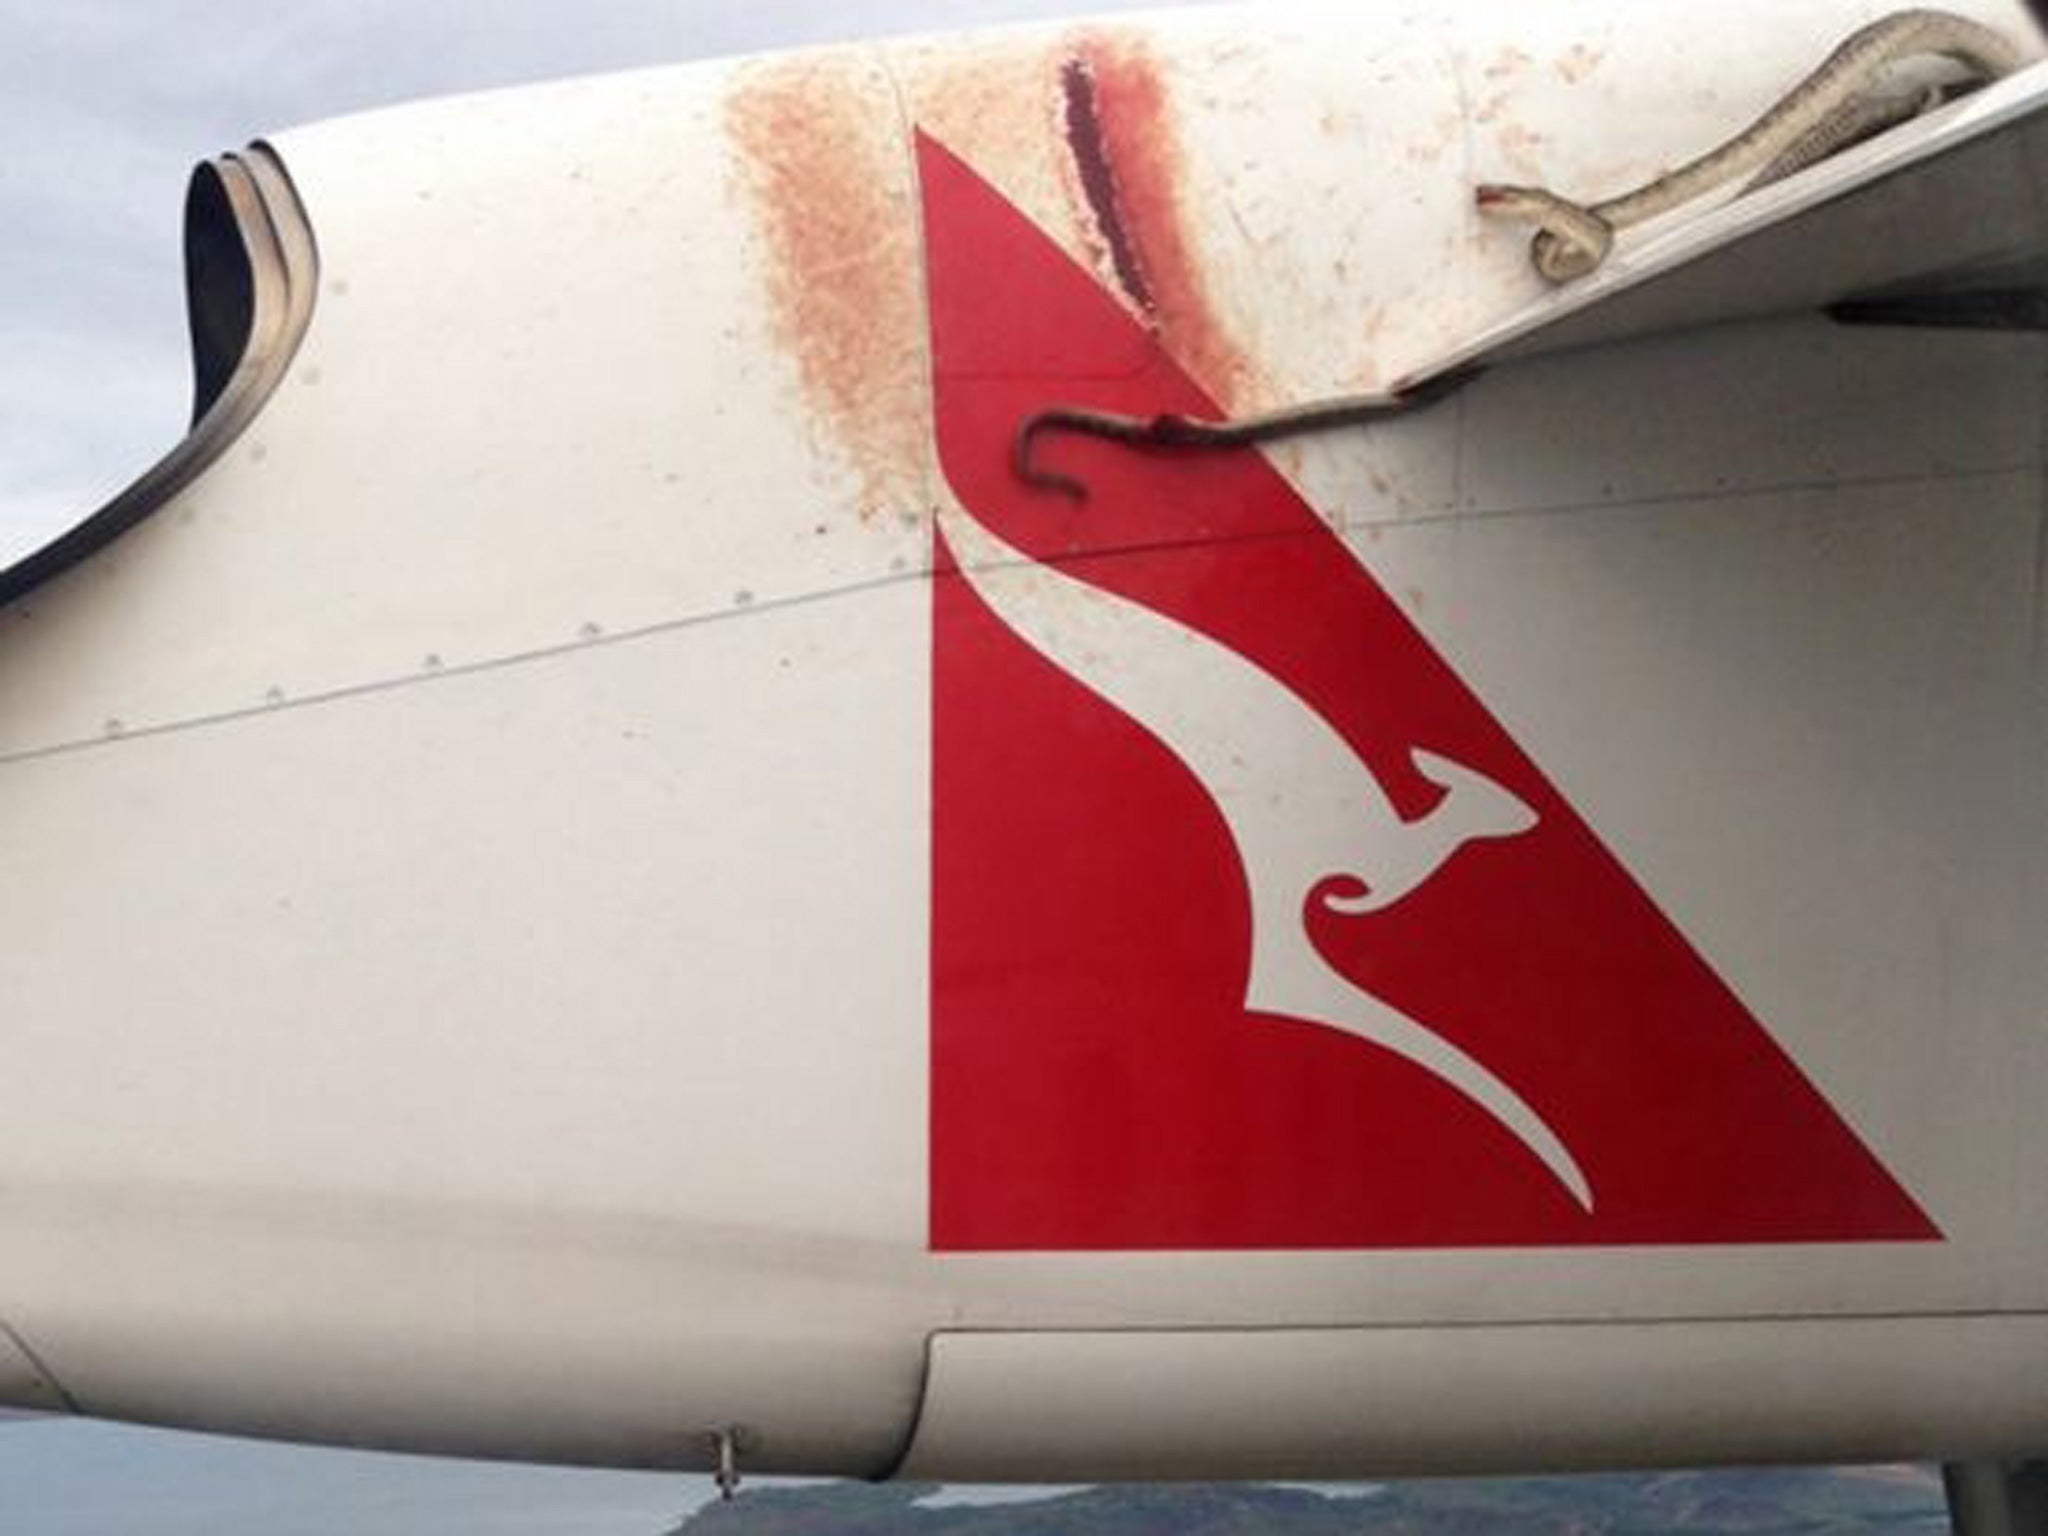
3;0;2047;1508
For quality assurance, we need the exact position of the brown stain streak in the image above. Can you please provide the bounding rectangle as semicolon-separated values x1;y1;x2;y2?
724;58;924;521
1061;59;1154;314
1058;35;1253;410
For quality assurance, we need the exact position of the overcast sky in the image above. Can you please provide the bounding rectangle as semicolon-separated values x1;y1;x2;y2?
0;0;1201;567
0;6;1204;1527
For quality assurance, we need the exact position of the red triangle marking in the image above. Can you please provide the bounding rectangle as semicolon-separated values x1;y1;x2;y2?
918;132;1937;1250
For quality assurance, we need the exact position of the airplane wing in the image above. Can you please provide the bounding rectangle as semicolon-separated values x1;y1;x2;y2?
5;0;2046;1504
1406;59;2048;384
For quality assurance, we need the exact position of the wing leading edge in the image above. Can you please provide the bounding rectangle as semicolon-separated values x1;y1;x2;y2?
1405;59;2048;386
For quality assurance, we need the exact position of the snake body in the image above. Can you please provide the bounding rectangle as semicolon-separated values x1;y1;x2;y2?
1014;369;1474;500
1479;9;2019;282
1011;10;2021;493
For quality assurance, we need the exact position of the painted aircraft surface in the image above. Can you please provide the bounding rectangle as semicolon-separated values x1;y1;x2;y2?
3;0;2047;1528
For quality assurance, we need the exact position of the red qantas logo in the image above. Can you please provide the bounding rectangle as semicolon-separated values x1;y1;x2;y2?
918;132;1936;1250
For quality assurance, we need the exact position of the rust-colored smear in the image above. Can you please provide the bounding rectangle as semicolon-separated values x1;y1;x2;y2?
725;57;925;520
1555;43;1606;84
1059;36;1253;410
1493;120;1548;179
1060;59;1152;314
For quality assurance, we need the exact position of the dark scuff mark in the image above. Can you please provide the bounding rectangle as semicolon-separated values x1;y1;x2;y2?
1061;57;1153;317
1054;37;1256;410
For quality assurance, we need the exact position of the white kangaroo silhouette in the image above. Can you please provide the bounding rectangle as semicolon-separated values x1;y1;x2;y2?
938;493;1592;1211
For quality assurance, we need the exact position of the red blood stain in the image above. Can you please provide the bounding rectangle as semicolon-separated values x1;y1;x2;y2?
1060;38;1255;410
1059;58;1153;314
725;57;925;519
